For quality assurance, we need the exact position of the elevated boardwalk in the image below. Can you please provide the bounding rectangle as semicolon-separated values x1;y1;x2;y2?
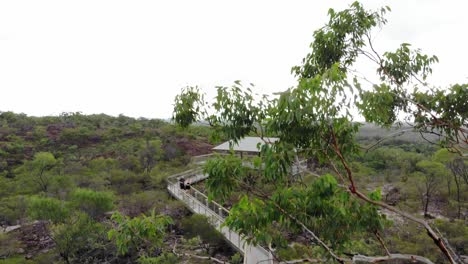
167;169;274;264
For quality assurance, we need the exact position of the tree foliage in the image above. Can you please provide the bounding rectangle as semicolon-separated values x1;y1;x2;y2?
433;149;467;219
108;210;173;256
51;212;105;264
226;175;385;250
181;214;224;246
18;152;58;193
173;1;467;263
28;196;69;224
138;253;178;264
415;160;447;216
70;188;114;218
0;111;216;262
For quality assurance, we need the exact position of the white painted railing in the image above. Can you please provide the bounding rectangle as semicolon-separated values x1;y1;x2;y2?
191;153;229;164
167;174;274;264
191;154;308;176
166;156;308;264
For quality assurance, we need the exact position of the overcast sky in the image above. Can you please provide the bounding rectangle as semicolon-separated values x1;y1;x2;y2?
0;0;467;119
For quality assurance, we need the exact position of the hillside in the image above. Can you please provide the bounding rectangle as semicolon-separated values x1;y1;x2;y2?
0;111;466;264
0;112;240;263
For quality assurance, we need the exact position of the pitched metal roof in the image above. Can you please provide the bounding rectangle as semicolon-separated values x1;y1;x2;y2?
212;136;279;153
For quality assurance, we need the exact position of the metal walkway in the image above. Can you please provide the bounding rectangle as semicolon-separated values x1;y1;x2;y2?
167;169;274;264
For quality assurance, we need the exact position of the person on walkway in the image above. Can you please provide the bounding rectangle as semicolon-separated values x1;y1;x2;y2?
179;177;185;190
185;180;192;193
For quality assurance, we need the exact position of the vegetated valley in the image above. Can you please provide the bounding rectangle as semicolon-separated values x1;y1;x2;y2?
0;112;466;263
2;2;468;263
0;112;236;264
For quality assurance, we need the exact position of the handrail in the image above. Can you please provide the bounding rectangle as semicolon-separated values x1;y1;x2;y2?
168;181;230;221
167;168;198;182
192;153;217;159
168;183;247;253
167;175;274;263
167;162;307;219
169;154;306;264
167;168;201;179
166;168;203;183
191;153;229;164
190;185;231;218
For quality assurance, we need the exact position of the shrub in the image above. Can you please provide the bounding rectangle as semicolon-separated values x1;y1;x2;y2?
51;212;105;263
108;210;172;256
0;256;35;264
119;190;168;217
230;253;243;264
276;243;310;261
0;195;28;225
435;219;467;255
0;233;22;258
181;214;224;246
138;253;178;264
48;175;75;198
70;188;114;218
108;169;144;194
28;196;69;223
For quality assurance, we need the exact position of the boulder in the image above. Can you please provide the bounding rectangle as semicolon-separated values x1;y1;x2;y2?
384;186;400;206
4;224;21;233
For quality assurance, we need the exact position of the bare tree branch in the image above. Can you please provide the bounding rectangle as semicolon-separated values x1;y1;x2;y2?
352;254;434;264
374;231;390;257
279;258;323;263
171;238;230;264
363;128;415;152
328;127;459;263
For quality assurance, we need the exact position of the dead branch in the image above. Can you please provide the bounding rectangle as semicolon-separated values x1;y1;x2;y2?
176;252;229;264
245;186;349;264
328;127;459;263
374;231;390;257
363;128;415;152
171;238;230;264
279;258;324;263
352;254;434;264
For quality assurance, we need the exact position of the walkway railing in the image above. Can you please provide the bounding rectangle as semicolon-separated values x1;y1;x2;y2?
191;153;232;164
166;156;308;264
167;168;207;185
167;172;274;264
191;154;308;176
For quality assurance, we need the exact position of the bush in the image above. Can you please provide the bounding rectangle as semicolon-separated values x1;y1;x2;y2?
0;233;22;259
108;210;172;256
0;195;28;225
181;214;224;246
28;196;69;223
51;212;105;263
28;252;58;264
138;253;178;264
0;256;35;264
276;243;310;261
70;188;114;218
119;190;168;217
48;175;75;198
0;177;15;198
230;252;243;264
108;169;145;194
435;219;467;255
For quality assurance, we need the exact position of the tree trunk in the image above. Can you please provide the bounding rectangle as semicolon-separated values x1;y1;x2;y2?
453;173;461;219
424;192;430;217
38;167;48;192
446;176;451;197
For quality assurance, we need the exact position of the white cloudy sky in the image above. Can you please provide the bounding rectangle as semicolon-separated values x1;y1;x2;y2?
0;0;467;119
